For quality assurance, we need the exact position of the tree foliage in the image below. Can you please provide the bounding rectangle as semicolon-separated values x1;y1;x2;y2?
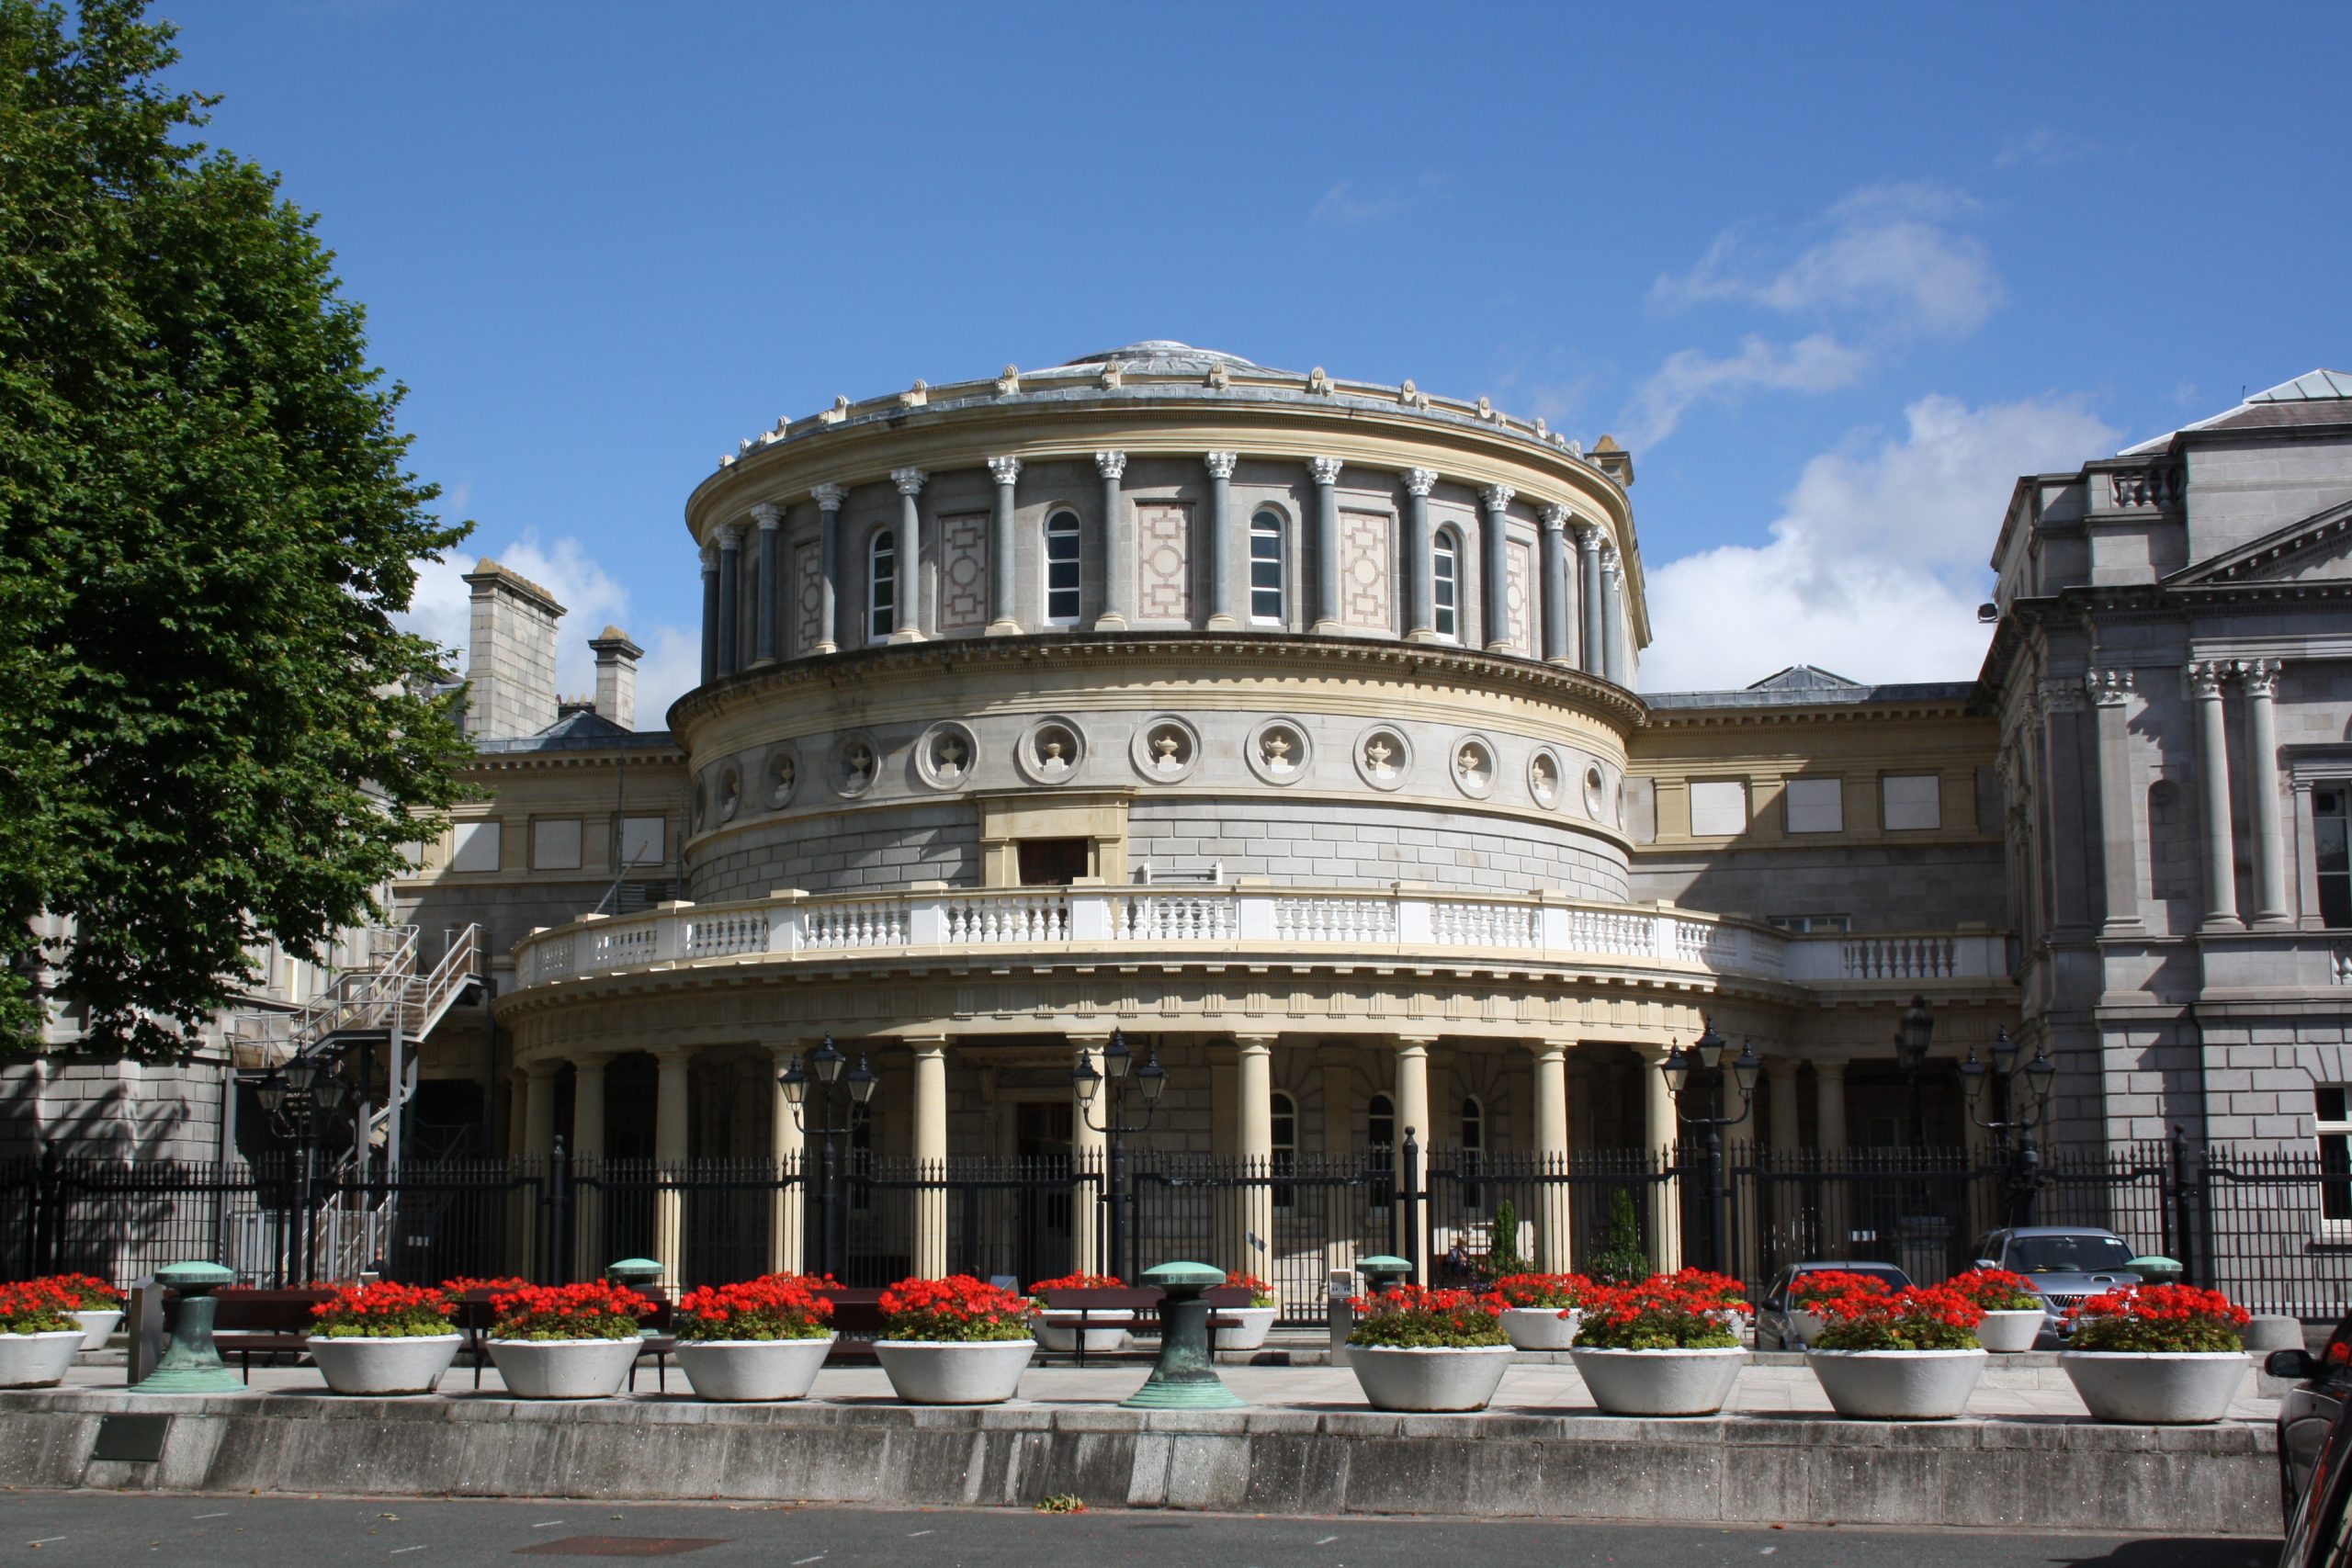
0;0;470;1056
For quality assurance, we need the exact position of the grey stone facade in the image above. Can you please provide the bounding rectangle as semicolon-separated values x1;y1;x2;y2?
1126;799;1627;899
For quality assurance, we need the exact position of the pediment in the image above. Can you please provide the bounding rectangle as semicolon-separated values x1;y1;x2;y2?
2166;497;2352;589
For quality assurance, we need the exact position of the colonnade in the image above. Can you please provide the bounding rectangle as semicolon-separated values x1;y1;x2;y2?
696;455;1634;684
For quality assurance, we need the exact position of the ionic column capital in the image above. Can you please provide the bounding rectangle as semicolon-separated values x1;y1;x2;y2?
1094;450;1128;479
1480;483;1515;513
1401;468;1438;498
1306;456;1343;486
751;502;783;531
1572;521;1602;551
987;456;1022;487
811;482;847;511
890;467;928;496
1204;450;1238;479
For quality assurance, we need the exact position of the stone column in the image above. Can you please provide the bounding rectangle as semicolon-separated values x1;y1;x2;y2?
570;1053;608;1280
1068;1036;1107;1276
1403;469;1437;641
752;502;782;664
1480;485;1514;652
986;457;1022;636
1394;1035;1433;1279
1204;451;1239;630
2086;670;2143;933
652;1046;691;1289
1318;1044;1358;1275
715;525;742;678
888;468;927;642
2188;660;2242;931
1600;545;1627;686
1308;457;1343;634
766;1042;805;1277
1815;1058;1849;1257
1575;525;1605;674
1095;451;1130;630
2240;659;2291;926
1529;1041;1571;1269
811;483;844;654
1641;1048;1683;1273
910;1036;949;1277
1235;1034;1277;1280
1539;506;1571;666
1766;1057;1800;1153
523;1062;558;1156
697;542;719;686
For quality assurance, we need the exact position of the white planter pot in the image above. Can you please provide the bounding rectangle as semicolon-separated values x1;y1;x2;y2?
486;1337;641;1401
70;1310;123;1352
1786;1309;1827;1346
1570;1347;1747;1416
875;1338;1035;1404
673;1336;834;1402
1031;1310;1133;1354
0;1331;86;1389
2062;1350;2251;1424
307;1334;461;1396
1976;1309;2045;1354
1349;1343;1518;1412
1501;1306;1582;1350
1806;1348;1986;1420
1213;1305;1278;1351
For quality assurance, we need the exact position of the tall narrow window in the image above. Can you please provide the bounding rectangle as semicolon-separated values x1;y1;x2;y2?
1043;510;1081;625
2319;786;2350;928
2320;1086;2352;1224
867;530;896;643
1271;1090;1298;1210
1250;510;1285;625
1432;532;1460;640
1461;1095;1486;1209
1367;1091;1396;1213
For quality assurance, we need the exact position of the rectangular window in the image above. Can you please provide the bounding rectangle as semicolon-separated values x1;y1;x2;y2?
531;818;582;871
1433;543;1459;640
1882;773;1942;831
2319;786;2351;928
2321;1086;2352;1224
1044;513;1081;625
448;820;502;874
1766;914;1852;933
1688;779;1747;837
617;815;666;872
1785;777;1844;834
1250;526;1284;624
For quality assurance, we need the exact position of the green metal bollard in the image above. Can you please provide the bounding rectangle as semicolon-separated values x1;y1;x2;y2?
1121;1261;1245;1410
1358;1255;1412;1297
132;1262;245;1394
605;1258;666;1338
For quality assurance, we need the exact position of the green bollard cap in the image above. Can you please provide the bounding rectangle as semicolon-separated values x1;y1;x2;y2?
1141;1261;1225;1292
154;1262;236;1292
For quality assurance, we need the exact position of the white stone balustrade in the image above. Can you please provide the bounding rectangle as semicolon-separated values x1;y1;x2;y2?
517;887;2013;995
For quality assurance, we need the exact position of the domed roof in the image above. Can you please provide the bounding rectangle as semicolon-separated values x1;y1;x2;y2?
1056;341;1276;375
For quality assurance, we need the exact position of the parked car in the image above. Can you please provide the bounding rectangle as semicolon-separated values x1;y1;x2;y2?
1969;1226;2142;1347
2271;1311;2352;1526
1753;1261;1913;1349
2278;1355;2352;1566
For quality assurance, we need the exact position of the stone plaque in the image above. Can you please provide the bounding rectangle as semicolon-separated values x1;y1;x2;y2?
1340;510;1392;634
792;539;823;653
938;511;988;632
1136;502;1193;622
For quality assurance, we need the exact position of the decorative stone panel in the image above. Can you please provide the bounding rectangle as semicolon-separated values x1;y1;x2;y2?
1506;539;1533;655
793;540;823;654
938;512;988;632
1340;511;1393;634
1136;502;1193;622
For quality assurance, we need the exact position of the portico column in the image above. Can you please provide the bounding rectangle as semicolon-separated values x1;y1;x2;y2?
2188;660;2243;931
1318;1044;1358;1275
1539;505;1571;665
1235;1034;1277;1280
2086;670;2143;933
1528;1041;1570;1269
1575;525;1604;674
888;468;928;642
1481;485;1514;652
986;457;1022;636
811;483;844;654
569;1054;607;1279
1069;1036;1107;1275
1205;452;1239;630
697;542;719;686
715;524;742;677
910;1036;949;1277
1403;469;1437;641
766;1042;805;1277
1640;1048;1683;1273
1394;1035;1433;1280
1815;1058;1849;1258
1308;457;1343;633
1600;545;1627;686
652;1046;691;1289
523;1062;558;1156
2240;659;2291;926
1094;451;1130;629
1766;1058;1799;1153
752;502;782;664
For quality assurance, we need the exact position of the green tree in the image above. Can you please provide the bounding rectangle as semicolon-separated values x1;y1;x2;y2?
1591;1188;1652;1282
0;0;469;1057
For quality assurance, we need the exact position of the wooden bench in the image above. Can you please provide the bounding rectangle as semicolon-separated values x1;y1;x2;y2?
207;1290;336;1382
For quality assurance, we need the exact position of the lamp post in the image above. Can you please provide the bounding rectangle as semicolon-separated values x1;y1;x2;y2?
1657;1021;1759;1278
1072;1029;1168;1282
776;1036;879;1280
1896;994;1936;1151
1959;1028;2058;1227
255;1053;347;1286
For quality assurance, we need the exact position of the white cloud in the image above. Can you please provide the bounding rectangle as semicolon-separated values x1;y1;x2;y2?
1638;392;2119;692
1622;333;1870;447
1652;181;2001;339
1310;172;1447;226
398;530;697;731
1996;127;2099;169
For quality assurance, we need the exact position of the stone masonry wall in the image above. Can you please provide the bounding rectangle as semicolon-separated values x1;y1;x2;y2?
1127;798;1629;899
689;802;979;902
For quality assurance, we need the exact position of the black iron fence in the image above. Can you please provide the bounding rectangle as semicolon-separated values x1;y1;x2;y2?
6;1135;2348;1321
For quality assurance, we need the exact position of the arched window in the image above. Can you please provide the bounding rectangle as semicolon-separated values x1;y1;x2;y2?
1367;1091;1396;1213
1368;1092;1396;1156
1043;510;1081;625
1250;510;1285;625
1271;1090;1298;1209
867;530;896;643
1432;530;1460;641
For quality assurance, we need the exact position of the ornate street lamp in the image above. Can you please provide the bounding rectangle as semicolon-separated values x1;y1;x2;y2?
777;1035;881;1280
1896;994;1936;1149
1074;1027;1169;1282
1960;1028;2058;1225
256;1052;348;1285
1657;1020;1758;1278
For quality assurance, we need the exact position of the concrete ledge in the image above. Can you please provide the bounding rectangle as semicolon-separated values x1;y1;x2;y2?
0;1389;2278;1533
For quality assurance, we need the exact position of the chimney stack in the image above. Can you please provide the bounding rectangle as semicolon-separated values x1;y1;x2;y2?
1590;434;1634;488
589;625;644;730
461;558;566;739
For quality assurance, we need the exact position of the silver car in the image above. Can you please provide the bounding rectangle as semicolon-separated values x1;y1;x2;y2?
1754;1261;1914;1350
1968;1225;2141;1347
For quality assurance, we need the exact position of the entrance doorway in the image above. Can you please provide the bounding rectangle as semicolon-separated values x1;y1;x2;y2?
1017;838;1091;886
1015;1101;1075;1284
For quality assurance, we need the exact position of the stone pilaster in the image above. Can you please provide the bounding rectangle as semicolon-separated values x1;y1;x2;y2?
1575;525;1605;675
1539;505;1571;665
910;1036;949;1277
2188;660;2242;931
752;502;782;665
1402;469;1438;642
1307;457;1343;634
1528;1040;1570;1269
715;525;741;678
1204;451;1240;630
1480;484;1515;652
2239;659;2291;926
1600;544;1626;686
2086;669;2143;934
766;1041;805;1277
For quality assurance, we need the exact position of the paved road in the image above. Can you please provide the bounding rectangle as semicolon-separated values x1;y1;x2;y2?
0;1495;2280;1568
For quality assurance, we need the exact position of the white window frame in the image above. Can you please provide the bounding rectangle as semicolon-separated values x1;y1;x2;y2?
1250;510;1286;626
2319;1084;2352;1236
2316;782;2351;929
1271;1089;1298;1208
1432;531;1461;642
1043;509;1081;626
866;529;896;644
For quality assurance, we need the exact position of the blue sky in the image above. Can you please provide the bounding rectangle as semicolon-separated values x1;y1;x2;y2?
159;0;2352;713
